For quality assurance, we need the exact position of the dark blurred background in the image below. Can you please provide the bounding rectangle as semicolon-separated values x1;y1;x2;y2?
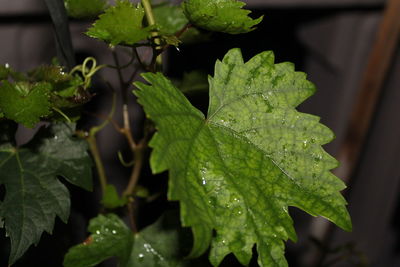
1;0;400;266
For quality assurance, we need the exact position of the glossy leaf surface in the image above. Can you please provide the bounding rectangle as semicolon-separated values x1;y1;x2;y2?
86;0;152;46
0;123;92;265
135;49;351;266
182;0;262;34
63;214;133;267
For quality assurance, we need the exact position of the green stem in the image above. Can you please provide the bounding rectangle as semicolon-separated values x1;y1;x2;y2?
87;135;107;195
141;0;162;68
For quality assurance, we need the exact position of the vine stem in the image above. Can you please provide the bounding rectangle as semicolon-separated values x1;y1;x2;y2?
87;135;107;195
142;0;162;68
123;140;145;198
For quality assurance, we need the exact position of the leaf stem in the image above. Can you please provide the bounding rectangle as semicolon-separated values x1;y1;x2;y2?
141;0;162;68
86;135;107;195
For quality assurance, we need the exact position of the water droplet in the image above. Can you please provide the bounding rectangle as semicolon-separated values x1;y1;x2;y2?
310;138;316;143
138;253;144;262
302;140;308;149
95;230;100;235
112;230;117;234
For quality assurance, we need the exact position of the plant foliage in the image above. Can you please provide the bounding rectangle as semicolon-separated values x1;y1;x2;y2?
135;49;351;266
0;0;352;266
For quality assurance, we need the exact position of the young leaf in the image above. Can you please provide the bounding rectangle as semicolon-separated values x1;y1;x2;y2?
64;0;107;19
0;123;92;265
0;81;52;128
181;0;263;34
86;0;152;46
134;49;351;266
63;214;134;267
101;184;128;209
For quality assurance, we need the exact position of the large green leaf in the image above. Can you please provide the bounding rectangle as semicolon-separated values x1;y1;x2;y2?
86;0;152;46
0;123;92;265
63;214;134;267
182;0;262;34
0;81;52;128
134;49;351;266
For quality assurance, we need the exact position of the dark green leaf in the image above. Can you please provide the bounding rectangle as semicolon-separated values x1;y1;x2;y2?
182;0;263;34
0;123;92;265
29;123;93;191
0;81;52;128
125;211;205;267
179;70;209;93
101;184;128;209
64;0;107;19
0;65;10;80
134;49;351;266
86;0;152;46
63;214;134;267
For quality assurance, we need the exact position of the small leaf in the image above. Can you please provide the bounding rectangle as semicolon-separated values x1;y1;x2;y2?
125;211;204;267
64;0;107;19
182;0;263;34
0;123;92;265
134;48;351;266
63;214;134;267
153;3;189;35
0;81;52;128
0;65;10;80
179;70;209;93
101;184;128;209
86;0;152;46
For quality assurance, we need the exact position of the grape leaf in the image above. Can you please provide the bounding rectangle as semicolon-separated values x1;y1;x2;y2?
63;214;134;267
181;0;263;34
101;184;128;209
134;49;351;266
126;211;205;267
64;0;107;19
153;3;189;35
86;0;152;46
0;123;92;265
0;81;52;128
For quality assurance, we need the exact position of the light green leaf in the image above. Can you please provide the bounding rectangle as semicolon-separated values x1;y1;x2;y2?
86;0;152;46
125;211;204;267
153;3;189;35
64;0;107;19
63;214;134;267
0;81;52;128
0;123;92;265
134;48;351;266
182;0;263;34
101;184;128;209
